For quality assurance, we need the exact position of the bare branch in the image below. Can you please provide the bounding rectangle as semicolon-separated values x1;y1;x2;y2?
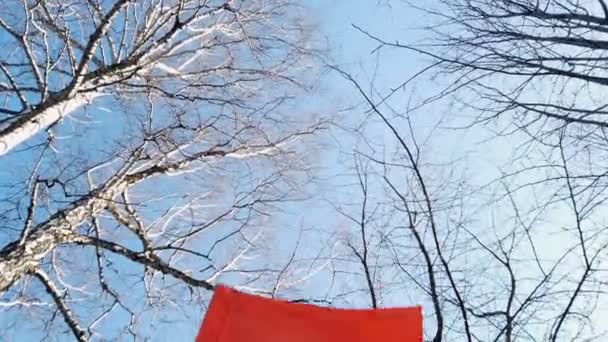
32;269;87;342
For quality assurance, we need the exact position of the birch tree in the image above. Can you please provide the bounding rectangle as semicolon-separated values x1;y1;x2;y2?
0;0;325;340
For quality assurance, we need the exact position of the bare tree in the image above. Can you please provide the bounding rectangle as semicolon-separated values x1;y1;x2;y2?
334;156;380;309
0;0;326;340
328;62;608;342
323;0;608;341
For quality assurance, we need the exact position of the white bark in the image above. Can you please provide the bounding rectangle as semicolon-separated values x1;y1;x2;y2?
0;0;321;337
0;180;127;294
0;93;100;156
0;135;306;294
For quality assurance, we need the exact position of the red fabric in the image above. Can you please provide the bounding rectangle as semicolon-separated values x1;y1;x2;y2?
196;285;422;342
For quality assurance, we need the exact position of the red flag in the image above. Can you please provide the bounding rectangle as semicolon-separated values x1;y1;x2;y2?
196;286;422;342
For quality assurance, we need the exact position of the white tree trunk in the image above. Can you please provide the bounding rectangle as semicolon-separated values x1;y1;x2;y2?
0;93;99;156
0;179;125;293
